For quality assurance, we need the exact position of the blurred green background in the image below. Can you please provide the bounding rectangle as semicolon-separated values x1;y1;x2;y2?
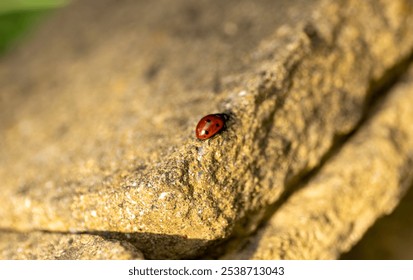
0;0;67;55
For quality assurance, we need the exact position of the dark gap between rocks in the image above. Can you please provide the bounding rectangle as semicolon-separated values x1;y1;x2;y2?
0;227;213;259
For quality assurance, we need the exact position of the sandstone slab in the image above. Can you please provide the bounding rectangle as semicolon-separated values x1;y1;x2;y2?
223;66;413;259
1;0;413;259
0;231;143;260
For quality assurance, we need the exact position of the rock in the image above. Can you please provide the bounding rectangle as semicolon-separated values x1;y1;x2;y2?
342;174;413;259
0;232;144;260
222;65;413;259
0;0;413;259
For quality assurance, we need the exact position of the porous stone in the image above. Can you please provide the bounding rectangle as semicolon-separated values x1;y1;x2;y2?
0;232;144;260
222;65;413;259
342;179;413;259
0;0;413;259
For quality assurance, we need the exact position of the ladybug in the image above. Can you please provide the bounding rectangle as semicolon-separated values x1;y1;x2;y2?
195;113;228;140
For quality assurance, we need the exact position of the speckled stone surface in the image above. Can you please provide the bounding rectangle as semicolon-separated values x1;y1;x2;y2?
0;0;413;259
0;232;144;260
222;66;413;259
342;176;413;260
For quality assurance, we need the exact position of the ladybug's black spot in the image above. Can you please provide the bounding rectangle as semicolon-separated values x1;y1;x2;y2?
205;130;209;135
206;119;211;123
216;123;220;127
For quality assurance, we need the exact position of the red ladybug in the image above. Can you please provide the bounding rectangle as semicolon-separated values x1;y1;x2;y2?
195;114;228;140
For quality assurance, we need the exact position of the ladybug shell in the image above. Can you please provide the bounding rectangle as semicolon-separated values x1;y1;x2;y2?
195;114;226;140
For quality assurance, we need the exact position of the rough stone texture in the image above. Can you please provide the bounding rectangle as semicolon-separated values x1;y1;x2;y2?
222;66;413;259
0;232;144;260
0;0;413;259
342;182;413;260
